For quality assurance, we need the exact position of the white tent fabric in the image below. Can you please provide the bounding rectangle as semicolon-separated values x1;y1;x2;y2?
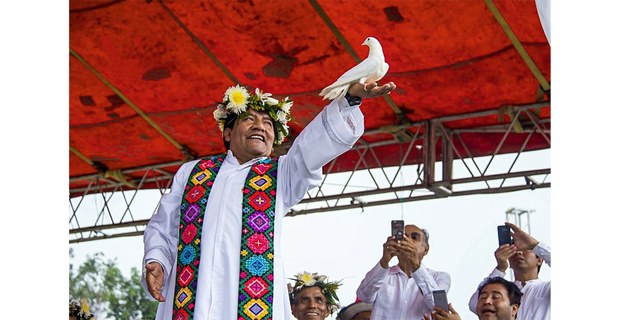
536;0;551;44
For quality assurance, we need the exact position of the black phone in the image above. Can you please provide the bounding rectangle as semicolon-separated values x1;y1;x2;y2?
432;290;449;311
497;225;513;246
391;220;404;240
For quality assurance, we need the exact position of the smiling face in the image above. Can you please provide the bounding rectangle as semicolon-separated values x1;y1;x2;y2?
223;108;275;164
291;286;330;320
476;283;518;320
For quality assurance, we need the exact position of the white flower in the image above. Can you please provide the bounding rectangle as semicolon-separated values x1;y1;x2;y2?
265;97;279;106
276;110;288;124
255;88;280;106
275;136;284;145
255;88;272;101
317;275;327;283
213;104;228;120
297;272;317;286
224;85;249;114
280;98;293;114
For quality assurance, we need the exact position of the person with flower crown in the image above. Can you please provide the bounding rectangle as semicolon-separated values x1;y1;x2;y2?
288;271;341;320
141;81;396;320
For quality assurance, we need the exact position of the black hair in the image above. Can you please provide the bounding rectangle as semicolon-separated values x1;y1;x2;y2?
477;277;523;307
222;113;238;150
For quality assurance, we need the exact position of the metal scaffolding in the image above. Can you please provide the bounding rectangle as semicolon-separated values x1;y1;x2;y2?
70;103;550;243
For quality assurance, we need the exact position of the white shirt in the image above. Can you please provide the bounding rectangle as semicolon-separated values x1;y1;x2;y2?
141;98;363;320
468;242;551;320
356;262;451;320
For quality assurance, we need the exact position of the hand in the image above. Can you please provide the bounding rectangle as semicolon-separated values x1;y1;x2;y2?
348;81;396;98
396;234;422;274
423;304;462;320
494;244;517;272
145;262;166;302
505;222;539;250
380;236;399;268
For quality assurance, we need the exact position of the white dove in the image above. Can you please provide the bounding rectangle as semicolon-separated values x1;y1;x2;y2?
319;36;389;100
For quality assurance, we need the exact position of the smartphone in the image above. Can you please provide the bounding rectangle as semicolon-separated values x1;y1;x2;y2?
433;290;449;311
497;225;513;246
391;220;404;240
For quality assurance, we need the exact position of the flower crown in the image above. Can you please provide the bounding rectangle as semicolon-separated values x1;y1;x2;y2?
69;299;96;320
213;84;293;145
288;271;342;314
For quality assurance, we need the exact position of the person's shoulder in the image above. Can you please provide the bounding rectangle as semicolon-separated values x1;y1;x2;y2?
179;159;201;171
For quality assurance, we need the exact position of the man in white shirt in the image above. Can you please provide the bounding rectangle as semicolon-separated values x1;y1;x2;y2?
141;81;396;320
468;222;550;320
424;277;522;320
356;224;451;320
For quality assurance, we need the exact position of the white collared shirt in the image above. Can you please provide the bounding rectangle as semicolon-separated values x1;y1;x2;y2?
357;262;451;320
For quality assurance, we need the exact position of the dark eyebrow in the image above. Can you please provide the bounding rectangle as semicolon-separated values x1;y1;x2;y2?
481;289;504;296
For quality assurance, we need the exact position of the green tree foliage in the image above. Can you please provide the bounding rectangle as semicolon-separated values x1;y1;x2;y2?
69;248;158;319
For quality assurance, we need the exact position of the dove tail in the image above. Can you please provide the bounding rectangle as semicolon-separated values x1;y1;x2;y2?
319;84;350;101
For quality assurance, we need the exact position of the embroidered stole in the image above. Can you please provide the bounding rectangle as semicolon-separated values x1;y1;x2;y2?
172;154;278;320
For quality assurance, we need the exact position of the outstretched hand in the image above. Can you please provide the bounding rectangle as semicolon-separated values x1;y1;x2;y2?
145;262;166;302
348;81;396;98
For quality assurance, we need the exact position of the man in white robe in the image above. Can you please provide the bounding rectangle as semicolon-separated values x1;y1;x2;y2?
141;81;396;320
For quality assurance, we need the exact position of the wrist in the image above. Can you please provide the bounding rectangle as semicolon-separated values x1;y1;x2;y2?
380;257;390;269
344;92;362;106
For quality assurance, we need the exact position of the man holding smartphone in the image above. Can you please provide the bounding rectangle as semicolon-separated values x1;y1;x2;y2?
424;277;522;320
467;222;551;320
356;224;451;320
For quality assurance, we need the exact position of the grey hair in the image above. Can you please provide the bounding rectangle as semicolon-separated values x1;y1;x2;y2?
422;228;430;244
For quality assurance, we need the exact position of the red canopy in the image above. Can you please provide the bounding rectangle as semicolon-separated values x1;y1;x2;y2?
70;0;550;197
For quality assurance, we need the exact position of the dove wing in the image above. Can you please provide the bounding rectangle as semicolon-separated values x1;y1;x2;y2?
324;57;381;89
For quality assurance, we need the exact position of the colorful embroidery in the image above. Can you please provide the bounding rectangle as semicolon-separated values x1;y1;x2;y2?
173;155;279;320
172;154;225;320
238;158;278;320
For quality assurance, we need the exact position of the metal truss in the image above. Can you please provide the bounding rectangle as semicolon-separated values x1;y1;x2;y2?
69;102;550;243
